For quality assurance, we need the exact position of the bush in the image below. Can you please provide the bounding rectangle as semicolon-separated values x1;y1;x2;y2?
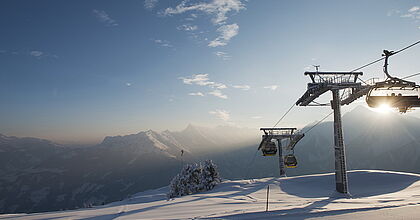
167;160;221;198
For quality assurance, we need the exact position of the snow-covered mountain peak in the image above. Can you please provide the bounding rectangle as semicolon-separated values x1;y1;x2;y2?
99;129;186;158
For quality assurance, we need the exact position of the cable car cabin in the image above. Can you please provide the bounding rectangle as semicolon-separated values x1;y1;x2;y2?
261;141;277;156
366;87;420;113
284;154;298;168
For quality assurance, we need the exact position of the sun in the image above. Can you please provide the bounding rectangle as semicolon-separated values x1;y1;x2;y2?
371;103;393;114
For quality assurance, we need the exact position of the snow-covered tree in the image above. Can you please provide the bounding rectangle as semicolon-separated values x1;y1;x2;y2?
167;160;221;198
199;160;221;191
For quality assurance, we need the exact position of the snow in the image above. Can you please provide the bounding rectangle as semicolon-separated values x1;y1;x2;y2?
1;170;419;220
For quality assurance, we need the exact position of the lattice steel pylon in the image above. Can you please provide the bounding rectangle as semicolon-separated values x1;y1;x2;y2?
296;71;364;194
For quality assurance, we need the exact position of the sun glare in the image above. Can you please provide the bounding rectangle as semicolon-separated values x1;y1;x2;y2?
371;103;393;114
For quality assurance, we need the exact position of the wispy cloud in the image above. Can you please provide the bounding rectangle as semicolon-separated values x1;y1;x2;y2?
153;39;173;48
93;9;118;27
161;0;245;48
264;85;279;91
179;74;226;89
401;6;420;19
163;0;245;25
232;84;250;90
180;73;252;99
30;51;43;57
189;92;204;96
177;24;198;31
144;0;158;10
26;50;58;59
208;90;228;99
389;6;420;29
214;51;231;60
209;109;230;121
208;23;239;47
251;116;262;119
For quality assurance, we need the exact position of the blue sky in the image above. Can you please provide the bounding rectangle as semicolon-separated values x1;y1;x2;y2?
1;0;420;144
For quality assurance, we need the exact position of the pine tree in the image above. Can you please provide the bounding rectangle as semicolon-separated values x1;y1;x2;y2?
167;160;221;198
200;160;221;191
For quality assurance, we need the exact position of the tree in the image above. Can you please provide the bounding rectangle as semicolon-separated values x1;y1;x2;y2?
167;160;221;198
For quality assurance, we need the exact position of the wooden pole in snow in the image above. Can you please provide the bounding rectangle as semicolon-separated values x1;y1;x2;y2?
266;184;270;212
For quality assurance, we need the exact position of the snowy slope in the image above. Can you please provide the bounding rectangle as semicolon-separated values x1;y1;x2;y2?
2;170;419;220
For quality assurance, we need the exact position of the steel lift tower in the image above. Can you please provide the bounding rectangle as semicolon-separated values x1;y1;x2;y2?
296;71;364;194
259;128;304;177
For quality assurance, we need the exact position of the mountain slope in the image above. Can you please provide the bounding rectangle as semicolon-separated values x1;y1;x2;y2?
285;106;420;176
0;131;188;214
2;170;419;219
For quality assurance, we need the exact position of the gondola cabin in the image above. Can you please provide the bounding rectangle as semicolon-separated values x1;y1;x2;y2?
284;154;298;168
366;86;420;113
261;141;277;156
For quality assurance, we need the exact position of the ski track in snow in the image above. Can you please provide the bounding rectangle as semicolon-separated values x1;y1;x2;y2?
1;170;419;220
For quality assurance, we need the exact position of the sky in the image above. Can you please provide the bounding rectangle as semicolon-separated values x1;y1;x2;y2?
1;0;420;144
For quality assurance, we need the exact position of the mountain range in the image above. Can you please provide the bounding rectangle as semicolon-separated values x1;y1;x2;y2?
1;106;420;214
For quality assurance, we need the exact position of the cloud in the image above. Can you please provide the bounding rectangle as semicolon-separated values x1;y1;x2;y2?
179;74;226;89
177;24;198;31
387;6;420;29
264;85;279;91
214;51;231;60
209;109;230;121
208;90;228;99
409;6;420;13
188;92;204;96
93;9;118;26
144;0;158;10
400;6;420;29
180;74;252;99
180;74;211;85
162;0;245;47
251;116;262;119
153;39;173;48
27;50;58;59
208;23;239;47
30;51;43;57
401;6;420;18
232;84;250;90
163;0;245;25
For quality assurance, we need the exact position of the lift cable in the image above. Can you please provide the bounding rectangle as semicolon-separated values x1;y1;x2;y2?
301;111;334;135
349;57;385;73
272;102;296;127
350;39;420;81
401;72;420;80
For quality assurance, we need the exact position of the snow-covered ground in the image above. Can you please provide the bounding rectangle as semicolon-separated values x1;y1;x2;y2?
1;170;419;220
